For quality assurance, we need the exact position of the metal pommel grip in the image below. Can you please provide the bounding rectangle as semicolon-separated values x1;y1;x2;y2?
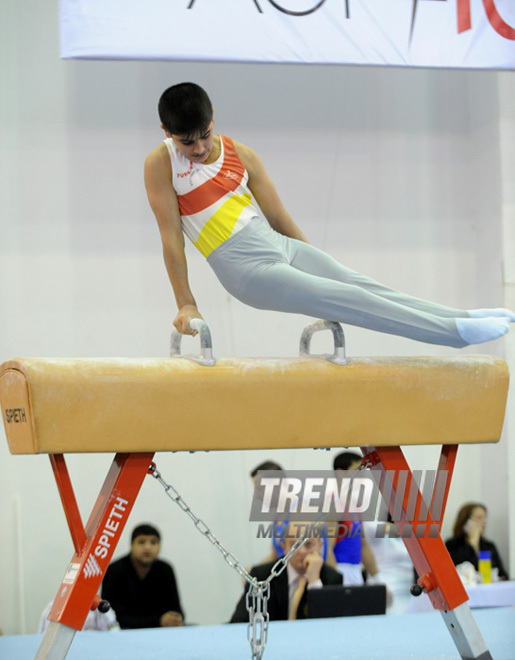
170;318;216;366
299;320;347;365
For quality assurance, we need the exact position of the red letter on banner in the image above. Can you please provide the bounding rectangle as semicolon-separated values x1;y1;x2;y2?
457;0;515;39
457;0;472;33
483;0;515;39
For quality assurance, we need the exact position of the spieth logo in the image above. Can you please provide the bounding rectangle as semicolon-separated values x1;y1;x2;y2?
4;408;27;423
94;496;129;559
83;554;102;579
187;0;515;41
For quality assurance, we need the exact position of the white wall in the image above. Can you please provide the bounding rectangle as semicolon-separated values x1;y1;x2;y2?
498;71;515;588
0;0;513;634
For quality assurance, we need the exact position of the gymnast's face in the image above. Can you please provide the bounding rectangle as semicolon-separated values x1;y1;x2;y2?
130;534;161;566
169;120;215;164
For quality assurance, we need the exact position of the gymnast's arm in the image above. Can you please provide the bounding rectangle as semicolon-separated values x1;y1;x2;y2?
144;144;203;335
235;141;309;243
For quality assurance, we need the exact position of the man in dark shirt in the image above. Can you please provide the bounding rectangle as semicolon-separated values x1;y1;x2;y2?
101;523;184;629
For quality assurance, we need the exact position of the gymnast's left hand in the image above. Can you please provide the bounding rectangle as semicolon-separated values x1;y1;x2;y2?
173;305;203;336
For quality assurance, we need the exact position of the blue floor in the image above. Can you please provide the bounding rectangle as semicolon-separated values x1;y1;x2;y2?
1;608;514;659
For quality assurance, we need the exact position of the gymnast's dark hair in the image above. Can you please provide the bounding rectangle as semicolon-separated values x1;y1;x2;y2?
131;523;161;542
158;82;213;137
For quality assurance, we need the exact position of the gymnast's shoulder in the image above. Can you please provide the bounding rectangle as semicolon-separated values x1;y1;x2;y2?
231;138;263;173
145;142;172;173
144;143;173;194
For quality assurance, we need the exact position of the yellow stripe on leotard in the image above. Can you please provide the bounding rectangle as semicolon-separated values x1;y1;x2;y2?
193;193;253;258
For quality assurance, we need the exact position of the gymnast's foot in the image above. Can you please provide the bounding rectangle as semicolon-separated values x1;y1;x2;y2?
468;308;515;322
456;317;510;345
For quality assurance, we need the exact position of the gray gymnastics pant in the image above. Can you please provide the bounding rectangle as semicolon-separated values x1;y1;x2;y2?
207;217;468;348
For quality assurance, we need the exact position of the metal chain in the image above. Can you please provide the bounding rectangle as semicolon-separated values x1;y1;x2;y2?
148;462;324;659
246;580;270;659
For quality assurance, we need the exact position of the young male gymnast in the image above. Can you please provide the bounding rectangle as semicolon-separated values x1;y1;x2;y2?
144;82;514;347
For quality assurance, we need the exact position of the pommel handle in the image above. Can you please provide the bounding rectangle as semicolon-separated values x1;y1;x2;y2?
299;320;347;365
170;319;216;366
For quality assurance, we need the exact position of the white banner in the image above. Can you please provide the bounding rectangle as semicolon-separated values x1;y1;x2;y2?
59;0;515;70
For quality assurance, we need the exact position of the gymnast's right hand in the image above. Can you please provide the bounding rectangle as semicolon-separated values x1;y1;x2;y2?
173;305;203;336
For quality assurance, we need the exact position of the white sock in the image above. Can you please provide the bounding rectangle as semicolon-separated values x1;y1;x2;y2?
456;317;510;345
468;308;515;322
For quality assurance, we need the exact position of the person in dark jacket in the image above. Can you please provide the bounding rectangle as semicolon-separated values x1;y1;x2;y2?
102;523;184;629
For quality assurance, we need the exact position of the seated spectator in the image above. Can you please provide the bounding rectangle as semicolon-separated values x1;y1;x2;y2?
38;598;119;633
250;460;286;563
445;503;509;580
329;452;384;587
230;524;342;622
250;460;283;479
101;523;184;629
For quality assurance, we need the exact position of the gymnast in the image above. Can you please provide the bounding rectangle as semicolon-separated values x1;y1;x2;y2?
144;82;514;347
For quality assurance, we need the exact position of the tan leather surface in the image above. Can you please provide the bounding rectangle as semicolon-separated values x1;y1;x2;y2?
0;355;509;454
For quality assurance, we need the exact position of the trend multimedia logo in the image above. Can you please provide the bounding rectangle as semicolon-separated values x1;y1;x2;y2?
250;470;449;539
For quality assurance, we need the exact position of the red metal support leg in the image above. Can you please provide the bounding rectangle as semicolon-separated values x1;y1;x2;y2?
360;444;492;660
47;452;154;631
431;444;458;532
361;444;467;611
50;455;87;554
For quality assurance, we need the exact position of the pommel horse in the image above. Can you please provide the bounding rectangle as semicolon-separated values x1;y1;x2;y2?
0;320;510;660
